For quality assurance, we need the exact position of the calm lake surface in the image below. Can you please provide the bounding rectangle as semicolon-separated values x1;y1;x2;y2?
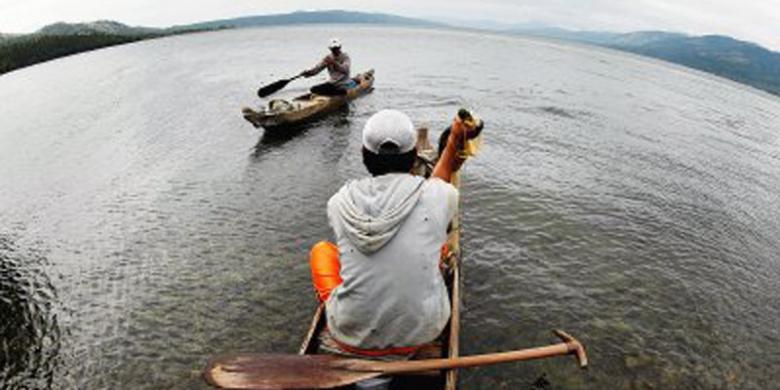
1;26;779;389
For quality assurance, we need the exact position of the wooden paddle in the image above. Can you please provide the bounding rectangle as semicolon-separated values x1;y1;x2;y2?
257;74;303;98
203;330;587;390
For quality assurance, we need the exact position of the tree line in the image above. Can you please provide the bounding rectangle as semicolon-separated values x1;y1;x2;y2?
0;33;155;75
0;28;215;75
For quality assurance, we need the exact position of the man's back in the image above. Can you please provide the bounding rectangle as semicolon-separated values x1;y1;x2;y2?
325;173;458;349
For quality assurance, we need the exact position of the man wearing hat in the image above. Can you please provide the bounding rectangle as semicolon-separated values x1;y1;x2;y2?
300;38;352;96
308;109;479;369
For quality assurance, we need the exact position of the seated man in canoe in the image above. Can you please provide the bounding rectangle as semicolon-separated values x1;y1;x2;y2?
300;38;353;96
309;109;481;387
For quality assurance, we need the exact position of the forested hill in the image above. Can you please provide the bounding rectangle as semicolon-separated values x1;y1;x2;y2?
511;28;780;97
617;35;780;96
179;9;440;30
3;11;780;97
0;11;438;76
0;21;209;75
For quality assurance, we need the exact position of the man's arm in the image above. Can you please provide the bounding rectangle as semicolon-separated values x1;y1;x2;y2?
431;119;468;183
301;58;327;77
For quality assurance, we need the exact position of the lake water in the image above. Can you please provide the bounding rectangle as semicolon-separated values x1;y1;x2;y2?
1;26;779;389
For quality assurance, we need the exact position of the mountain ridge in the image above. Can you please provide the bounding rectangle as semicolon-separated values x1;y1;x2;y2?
507;27;780;96
35;20;162;36
2;10;779;96
0;11;437;76
177;9;441;30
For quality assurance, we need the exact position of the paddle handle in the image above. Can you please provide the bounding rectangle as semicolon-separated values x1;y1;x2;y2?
343;330;587;374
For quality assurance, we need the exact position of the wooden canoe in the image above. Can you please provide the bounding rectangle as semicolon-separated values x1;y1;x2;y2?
242;69;375;132
299;127;462;390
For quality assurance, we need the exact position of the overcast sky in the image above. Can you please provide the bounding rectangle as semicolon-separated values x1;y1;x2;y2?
1;0;779;50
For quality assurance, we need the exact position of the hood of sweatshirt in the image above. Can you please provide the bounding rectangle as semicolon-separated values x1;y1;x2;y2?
328;174;425;254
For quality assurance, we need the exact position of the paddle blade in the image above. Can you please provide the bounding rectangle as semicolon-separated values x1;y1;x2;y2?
203;353;379;390
257;79;292;98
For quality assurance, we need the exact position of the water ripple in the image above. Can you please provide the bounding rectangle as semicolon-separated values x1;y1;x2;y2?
1;26;779;389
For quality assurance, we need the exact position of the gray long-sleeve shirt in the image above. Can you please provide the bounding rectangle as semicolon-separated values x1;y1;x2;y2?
304;52;351;85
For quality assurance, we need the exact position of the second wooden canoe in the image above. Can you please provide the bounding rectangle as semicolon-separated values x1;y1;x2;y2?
242;69;375;132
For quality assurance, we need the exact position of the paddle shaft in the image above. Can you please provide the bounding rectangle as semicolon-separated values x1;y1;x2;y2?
257;74;303;97
340;340;582;374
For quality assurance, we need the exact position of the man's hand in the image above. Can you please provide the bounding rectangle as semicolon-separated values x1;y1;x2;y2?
433;110;482;183
448;115;482;149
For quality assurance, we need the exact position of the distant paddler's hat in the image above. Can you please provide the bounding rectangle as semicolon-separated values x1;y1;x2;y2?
328;38;342;49
362;110;416;155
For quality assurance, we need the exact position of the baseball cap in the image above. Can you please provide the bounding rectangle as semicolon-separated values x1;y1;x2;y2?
362;110;416;155
328;38;342;49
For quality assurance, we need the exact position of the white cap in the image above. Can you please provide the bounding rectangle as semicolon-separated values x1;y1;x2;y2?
328;38;342;49
362;110;416;154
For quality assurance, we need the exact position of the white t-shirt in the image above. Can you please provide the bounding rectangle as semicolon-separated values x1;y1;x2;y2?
325;174;458;349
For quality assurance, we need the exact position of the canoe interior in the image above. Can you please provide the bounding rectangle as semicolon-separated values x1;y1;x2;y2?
299;128;461;390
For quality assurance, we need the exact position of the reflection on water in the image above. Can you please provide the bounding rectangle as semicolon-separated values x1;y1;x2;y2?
252;106;352;156
0;235;63;389
0;26;779;389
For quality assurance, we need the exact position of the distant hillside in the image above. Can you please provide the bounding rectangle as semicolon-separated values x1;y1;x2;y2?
0;11;440;76
0;33;150;74
0;21;213;75
4;10;780;97
617;35;780;96
510;28;780;96
36;20;161;36
511;27;636;46
178;9;441;30
516;29;688;47
0;33;21;40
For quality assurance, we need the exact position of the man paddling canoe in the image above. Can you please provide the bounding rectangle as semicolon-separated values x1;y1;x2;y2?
308;109;482;388
300;38;352;96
